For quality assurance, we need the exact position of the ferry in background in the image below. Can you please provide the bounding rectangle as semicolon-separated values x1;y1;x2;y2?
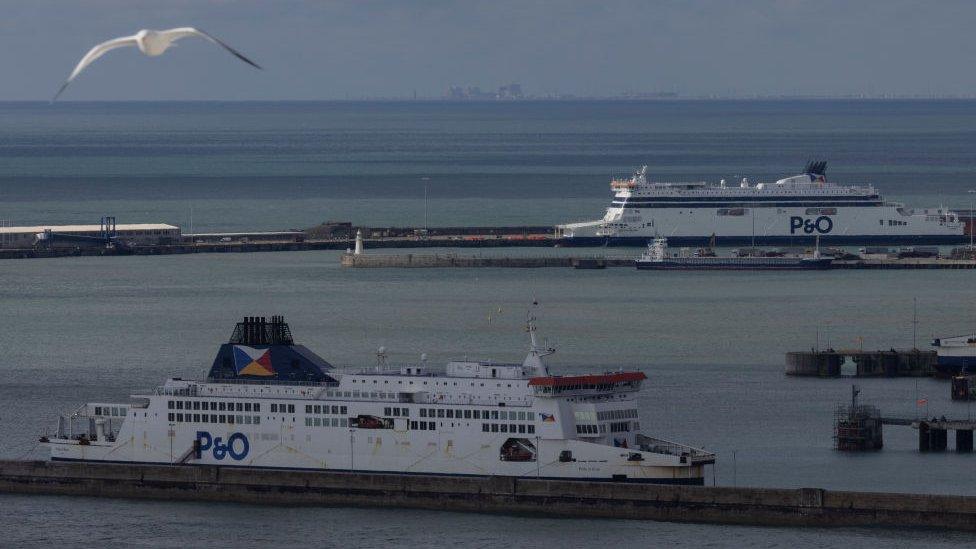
558;162;965;246
636;237;833;271
41;315;714;484
932;334;976;377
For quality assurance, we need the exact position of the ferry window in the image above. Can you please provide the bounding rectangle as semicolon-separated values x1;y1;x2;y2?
428;408;435;417
394;407;401;416
192;402;199;411
234;403;242;412
500;411;507;420
419;409;427;417
491;424;498;432
517;412;525;420
177;413;184;422
201;415;209;424
446;410;453;418
410;421;418;430
306;405;313;414
305;418;313;427
254;404;260;412
340;418;348;427
228;416;236;425
340;406;347;415
331;406;339;414
314;405;321;414
219;402;226;411
437;409;445;418
491;411;499;420
176;401;183;410
168;413;174;422
482;424;489;432
528;425;535;434
500;424;508;433
245;403;252;412
510;424;516;432
94;406;102;415
384;407;392;416
219;415;226;423
254;416;260;425
491;369;497;378
473;410;481;419
167;401;174;409
403;408;409;417
236;415;243;424
464;410;471;419
288;405;295;413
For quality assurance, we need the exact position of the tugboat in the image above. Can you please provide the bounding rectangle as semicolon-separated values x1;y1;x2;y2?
41;315;714;484
636;237;833;270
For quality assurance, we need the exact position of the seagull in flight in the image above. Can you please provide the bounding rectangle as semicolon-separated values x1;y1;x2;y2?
54;27;261;100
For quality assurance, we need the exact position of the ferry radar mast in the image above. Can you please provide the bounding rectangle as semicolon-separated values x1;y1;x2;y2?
523;308;554;377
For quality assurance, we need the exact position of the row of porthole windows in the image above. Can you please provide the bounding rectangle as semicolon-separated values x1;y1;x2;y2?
420;408;535;421
93;406;127;417
304;417;350;428
168;400;260;413
482;423;535;434
168;413;260;425
304;405;349;415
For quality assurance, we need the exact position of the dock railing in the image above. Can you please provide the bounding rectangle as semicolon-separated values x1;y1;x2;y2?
636;434;716;464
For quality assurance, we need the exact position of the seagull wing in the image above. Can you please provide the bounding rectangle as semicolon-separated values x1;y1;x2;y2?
162;27;262;69
54;35;139;101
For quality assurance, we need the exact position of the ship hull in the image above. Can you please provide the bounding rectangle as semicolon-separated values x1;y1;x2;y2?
933;356;976;377
48;457;706;485
560;234;969;247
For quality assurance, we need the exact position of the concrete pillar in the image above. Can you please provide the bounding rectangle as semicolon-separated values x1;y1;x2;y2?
957;430;974;453
930;428;948;452
919;423;930;452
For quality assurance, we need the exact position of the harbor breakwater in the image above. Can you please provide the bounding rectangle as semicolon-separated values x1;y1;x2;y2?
2;460;975;531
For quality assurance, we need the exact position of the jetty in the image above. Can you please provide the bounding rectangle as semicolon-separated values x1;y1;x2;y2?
785;349;936;377
2;460;976;531
339;253;631;269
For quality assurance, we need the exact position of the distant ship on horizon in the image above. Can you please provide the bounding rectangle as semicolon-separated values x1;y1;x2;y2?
558;162;966;246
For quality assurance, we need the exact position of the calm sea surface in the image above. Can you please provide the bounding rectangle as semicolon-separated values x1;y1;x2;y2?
0;101;974;547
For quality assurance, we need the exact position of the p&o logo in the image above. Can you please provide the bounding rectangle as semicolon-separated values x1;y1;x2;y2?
196;431;249;461
789;216;833;235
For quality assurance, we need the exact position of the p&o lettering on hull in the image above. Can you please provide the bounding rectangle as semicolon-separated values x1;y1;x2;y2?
196;431;249;461
789;216;833;235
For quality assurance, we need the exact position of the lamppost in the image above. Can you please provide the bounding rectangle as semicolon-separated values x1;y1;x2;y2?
349;428;355;471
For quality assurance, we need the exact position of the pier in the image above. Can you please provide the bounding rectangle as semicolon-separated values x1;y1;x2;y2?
339;253;632;268
785;350;936;377
880;418;976;453
2;460;976;531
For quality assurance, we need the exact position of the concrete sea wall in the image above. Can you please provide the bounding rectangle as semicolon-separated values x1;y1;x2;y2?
1;460;975;531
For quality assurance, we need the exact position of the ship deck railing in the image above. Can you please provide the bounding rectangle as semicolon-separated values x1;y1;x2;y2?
636;434;716;465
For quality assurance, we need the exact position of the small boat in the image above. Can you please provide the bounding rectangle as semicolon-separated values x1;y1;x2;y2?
636;237;833;271
932;335;976;377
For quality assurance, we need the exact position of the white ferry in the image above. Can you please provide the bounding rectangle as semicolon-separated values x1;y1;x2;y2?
559;162;965;246
42;316;714;484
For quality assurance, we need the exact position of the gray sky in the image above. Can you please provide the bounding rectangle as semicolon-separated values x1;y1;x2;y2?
2;0;975;100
